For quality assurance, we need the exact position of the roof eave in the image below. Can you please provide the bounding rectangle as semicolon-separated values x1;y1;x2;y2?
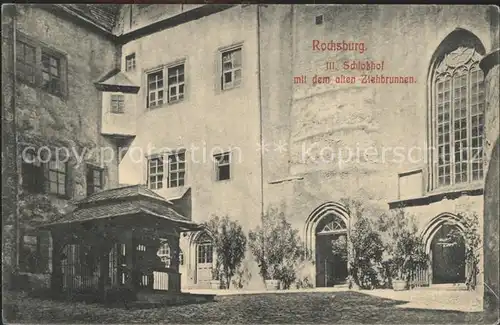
94;83;140;94
38;5;118;42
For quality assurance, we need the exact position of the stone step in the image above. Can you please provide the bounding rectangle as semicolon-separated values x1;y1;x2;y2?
415;283;468;291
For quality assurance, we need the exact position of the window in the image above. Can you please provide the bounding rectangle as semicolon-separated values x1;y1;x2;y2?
147;156;164;190
47;160;67;196
41;52;62;95
147;152;187;189
147;70;164;108
157;241;171;268
86;165;103;195
145;60;187;108
315;15;324;25
221;47;242;90
167;64;185;103
110;94;125;113
20;235;38;273
15;33;66;97
16;40;36;83
214;152;231;181
197;242;213;264
432;46;485;189
22;149;44;193
167;152;185;188
125;53;136;72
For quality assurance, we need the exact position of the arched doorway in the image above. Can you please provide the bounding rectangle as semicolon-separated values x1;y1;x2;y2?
430;224;466;284
315;214;348;287
304;202;351;288
422;213;467;286
195;232;213;287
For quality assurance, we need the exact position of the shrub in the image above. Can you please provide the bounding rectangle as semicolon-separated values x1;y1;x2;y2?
204;215;247;289
377;209;427;289
450;211;481;290
348;215;384;289
248;207;309;289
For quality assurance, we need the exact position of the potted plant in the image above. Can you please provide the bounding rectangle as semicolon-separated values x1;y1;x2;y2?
204;215;247;290
264;267;280;290
265;279;280;290
389;231;428;291
378;209;428;291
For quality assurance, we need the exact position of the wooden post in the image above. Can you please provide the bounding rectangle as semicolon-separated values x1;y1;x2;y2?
125;230;135;292
50;231;63;294
98;239;111;300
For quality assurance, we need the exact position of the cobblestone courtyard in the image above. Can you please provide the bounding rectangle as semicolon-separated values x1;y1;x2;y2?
4;290;497;324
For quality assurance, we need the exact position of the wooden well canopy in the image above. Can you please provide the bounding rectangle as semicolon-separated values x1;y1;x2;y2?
39;185;202;298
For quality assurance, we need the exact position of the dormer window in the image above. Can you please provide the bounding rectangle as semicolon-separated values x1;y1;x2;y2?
110;94;125;114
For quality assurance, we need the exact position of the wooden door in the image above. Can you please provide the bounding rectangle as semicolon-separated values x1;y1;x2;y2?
196;242;213;287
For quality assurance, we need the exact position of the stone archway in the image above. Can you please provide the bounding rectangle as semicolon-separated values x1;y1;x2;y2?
421;213;467;285
188;231;214;288
304;202;350;287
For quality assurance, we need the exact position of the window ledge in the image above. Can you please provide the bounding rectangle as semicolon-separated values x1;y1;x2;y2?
214;178;232;183
147;99;185;111
388;182;484;209
18;271;50;276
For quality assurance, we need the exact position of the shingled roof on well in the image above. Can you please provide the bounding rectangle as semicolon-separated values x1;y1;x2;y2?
77;184;171;205
39;184;199;228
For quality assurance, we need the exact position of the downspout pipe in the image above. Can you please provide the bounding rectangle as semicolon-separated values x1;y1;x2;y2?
256;5;264;220
8;4;20;270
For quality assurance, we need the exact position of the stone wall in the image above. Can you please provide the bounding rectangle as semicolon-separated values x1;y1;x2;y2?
15;5;120;202
2;6;20;287
8;5;120;285
262;4;493;232
483;136;499;312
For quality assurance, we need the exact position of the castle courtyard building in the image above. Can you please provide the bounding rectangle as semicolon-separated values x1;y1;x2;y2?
2;4;498;303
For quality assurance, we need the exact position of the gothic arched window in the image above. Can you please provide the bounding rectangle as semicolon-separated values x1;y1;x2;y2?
197;233;213;264
432;46;485;188
316;214;347;234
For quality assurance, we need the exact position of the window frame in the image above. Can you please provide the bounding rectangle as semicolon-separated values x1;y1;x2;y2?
46;159;68;198
430;47;485;191
15;32;68;99
167;151;186;188
145;59;187;109
20;234;39;273
167;64;185;104
220;46;242;91
16;39;36;85
110;93;125;114
86;164;104;196
214;152;231;181
146;69;164;109
147;155;164;190
315;15;324;25
21;148;45;194
146;150;187;190
197;242;213;264
125;53;136;72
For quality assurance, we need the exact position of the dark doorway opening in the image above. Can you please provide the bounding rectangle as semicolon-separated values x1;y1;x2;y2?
431;224;466;284
314;214;348;287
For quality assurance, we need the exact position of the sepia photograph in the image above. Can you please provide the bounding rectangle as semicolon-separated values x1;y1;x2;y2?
1;3;499;324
